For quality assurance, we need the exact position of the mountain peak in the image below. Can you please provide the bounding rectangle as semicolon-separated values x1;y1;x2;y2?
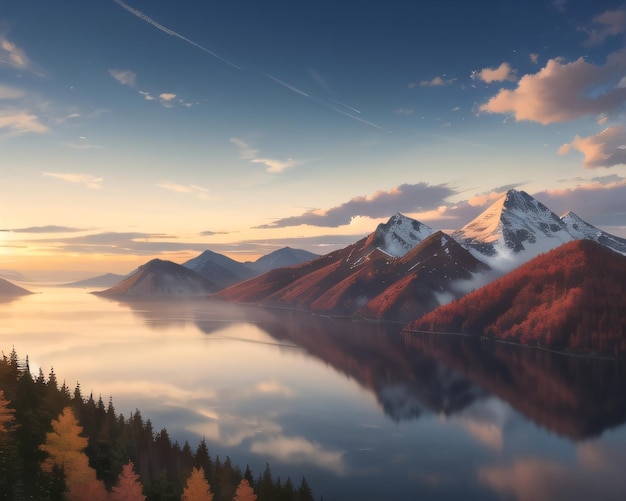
368;213;434;257
453;189;571;262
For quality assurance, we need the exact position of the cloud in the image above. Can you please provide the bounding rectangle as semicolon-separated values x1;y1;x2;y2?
156;181;211;199
0;35;42;75
479;443;626;501
199;230;229;236
414;76;456;87
533;177;626;227
583;8;626;46
230;137;302;174
250;157;299;174
250;435;347;474
108;68;137;86
43;172;103;189
558;126;626;168
256;182;457;228
480;52;626;124
394;108;414;115
2;225;84;233
472;62;518;83
0;109;48;135
139;90;155;101
112;0;241;70
530;53;539;64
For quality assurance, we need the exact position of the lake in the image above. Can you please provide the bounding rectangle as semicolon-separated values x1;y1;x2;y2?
2;286;626;500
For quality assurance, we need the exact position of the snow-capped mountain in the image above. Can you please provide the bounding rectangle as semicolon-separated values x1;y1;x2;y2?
95;259;218;298
561;211;626;256
453;189;573;271
182;250;256;289
366;213;435;257
247;247;319;274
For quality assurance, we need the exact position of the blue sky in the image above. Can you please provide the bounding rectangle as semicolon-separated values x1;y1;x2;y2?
1;0;626;277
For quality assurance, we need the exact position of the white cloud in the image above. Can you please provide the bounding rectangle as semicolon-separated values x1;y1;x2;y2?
156;181;211;199
231;137;301;174
250;435;347;474
250;157;299;174
558;126;626;168
0;109;48;135
415;76;456;87
159;93;176;101
394;108;414;115
139;90;154;101
108;68;137;86
472;62;518;83
43;172;103;189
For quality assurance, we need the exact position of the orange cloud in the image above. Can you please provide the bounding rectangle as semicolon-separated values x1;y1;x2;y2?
558;126;626;168
480;54;626;124
474;62;518;83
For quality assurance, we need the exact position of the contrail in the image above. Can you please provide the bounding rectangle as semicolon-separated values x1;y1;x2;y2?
263;73;310;98
113;0;242;70
328;97;362;114
324;103;382;129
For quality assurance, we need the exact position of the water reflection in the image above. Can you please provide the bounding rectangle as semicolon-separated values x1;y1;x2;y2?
4;290;626;500
118;298;626;440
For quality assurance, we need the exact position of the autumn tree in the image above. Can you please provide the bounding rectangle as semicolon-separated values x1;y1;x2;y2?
234;478;257;501
181;466;214;501
110;461;146;501
40;406;108;501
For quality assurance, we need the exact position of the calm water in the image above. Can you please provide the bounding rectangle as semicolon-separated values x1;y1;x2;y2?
2;287;626;500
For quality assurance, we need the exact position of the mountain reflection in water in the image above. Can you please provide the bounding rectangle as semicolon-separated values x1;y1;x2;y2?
9;290;624;501
119;299;626;440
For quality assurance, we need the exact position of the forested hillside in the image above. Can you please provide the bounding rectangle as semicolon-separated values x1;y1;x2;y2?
0;349;315;501
407;240;626;356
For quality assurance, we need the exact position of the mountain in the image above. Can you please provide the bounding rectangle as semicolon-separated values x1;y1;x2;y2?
219;214;488;321
182;250;256;289
0;277;32;297
407;240;626;356
94;259;218;298
453;189;573;270
60;273;126;288
246;247;319;274
561;211;626;255
366;213;434;257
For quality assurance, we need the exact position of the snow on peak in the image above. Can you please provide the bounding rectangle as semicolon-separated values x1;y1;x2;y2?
561;211;626;255
371;213;434;257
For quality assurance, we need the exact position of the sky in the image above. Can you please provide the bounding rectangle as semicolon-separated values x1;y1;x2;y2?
1;0;626;280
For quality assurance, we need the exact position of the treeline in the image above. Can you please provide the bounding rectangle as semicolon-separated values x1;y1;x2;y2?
0;349;316;501
408;240;626;356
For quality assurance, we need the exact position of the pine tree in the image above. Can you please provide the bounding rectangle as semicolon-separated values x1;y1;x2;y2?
181;466;214;501
40;406;108;501
110;461;146;501
234;478;257;501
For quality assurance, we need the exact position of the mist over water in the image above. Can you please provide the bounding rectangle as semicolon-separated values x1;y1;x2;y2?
2;287;626;500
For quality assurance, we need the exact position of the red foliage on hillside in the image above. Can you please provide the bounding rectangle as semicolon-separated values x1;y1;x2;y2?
219;232;488;320
407;240;626;356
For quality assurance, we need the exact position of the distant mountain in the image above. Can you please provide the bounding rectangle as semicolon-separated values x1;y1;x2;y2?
94;259;218;298
219;214;488;321
246;247;319;274
407;240;626;356
0;269;27;281
561;211;626;255
0;277;32;297
60;273;126;288
182;250;256;290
